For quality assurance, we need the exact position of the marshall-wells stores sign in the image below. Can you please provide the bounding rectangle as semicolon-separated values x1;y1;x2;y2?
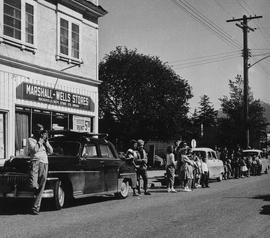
16;82;95;112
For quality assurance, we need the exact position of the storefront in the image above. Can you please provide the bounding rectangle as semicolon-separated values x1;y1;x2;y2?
0;70;98;159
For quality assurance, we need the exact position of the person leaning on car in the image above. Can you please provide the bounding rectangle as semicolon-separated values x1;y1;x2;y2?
28;124;53;215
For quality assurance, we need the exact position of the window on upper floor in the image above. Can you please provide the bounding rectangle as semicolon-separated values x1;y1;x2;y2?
57;14;82;64
1;0;36;52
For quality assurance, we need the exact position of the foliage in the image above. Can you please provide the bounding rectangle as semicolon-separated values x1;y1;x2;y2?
99;46;192;147
193;95;217;127
191;95;218;147
218;75;267;148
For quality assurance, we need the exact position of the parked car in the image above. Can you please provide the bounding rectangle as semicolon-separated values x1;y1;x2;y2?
0;131;136;210
242;149;270;174
191;147;225;181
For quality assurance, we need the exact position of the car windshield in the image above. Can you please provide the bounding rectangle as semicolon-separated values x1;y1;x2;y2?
50;141;80;156
242;151;259;157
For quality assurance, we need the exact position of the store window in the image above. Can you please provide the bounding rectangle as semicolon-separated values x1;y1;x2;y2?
0;113;6;159
32;109;51;131
15;107;30;155
52;112;68;130
2;0;36;52
15;106;94;155
72;115;93;133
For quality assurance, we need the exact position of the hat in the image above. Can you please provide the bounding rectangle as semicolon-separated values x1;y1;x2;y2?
34;123;44;132
137;139;144;146
130;139;137;144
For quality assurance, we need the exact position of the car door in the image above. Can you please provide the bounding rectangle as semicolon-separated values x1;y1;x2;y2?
100;143;122;192
81;143;105;194
211;151;223;177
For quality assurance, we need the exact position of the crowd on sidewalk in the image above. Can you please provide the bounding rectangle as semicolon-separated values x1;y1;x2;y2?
218;146;263;179
124;138;265;195
165;139;210;193
164;142;265;193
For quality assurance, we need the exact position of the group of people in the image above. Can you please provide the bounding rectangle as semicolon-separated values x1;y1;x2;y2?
218;146;263;179
125;139;152;196
165;139;210;193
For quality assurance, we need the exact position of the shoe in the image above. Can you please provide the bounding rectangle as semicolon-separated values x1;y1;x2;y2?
171;188;177;193
167;188;171;193
144;191;151;195
133;193;139;196
31;209;39;215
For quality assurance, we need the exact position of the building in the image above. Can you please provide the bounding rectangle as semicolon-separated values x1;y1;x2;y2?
0;0;107;160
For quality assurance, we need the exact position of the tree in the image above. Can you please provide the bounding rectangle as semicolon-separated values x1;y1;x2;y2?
195;95;217;127
192;95;218;146
219;75;267;148
99;46;192;147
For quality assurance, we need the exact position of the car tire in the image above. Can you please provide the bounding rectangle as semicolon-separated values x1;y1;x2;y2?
52;180;65;210
117;180;129;199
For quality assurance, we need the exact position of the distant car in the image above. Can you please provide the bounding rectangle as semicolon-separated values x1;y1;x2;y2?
0;131;136;210
191;147;225;181
242;149;270;174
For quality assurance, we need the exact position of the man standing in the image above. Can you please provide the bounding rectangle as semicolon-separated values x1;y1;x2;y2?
28;124;53;215
135;139;151;195
125;139;140;196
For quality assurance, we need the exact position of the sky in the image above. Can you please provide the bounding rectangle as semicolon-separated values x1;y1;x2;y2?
98;0;270;113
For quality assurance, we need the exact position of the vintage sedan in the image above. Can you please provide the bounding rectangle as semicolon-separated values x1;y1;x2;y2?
0;131;136;210
191;147;225;181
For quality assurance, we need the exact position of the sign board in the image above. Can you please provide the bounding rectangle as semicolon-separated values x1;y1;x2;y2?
16;82;94;112
191;139;197;148
73;115;92;133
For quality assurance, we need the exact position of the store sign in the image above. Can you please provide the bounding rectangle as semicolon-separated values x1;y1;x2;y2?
16;83;94;112
73;115;92;133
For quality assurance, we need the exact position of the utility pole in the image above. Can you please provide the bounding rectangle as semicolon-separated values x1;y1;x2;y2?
226;15;262;149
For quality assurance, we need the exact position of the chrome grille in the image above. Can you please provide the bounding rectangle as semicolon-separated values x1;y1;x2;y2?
0;173;29;187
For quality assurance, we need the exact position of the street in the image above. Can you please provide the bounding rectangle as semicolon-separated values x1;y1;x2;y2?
0;174;269;238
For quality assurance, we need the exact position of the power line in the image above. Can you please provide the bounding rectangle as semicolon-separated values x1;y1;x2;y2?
168;50;240;64
171;53;240;67
172;55;239;69
172;0;242;49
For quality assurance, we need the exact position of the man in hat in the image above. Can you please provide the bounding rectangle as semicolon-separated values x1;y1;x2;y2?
134;139;151;195
125;139;140;196
28;123;53;214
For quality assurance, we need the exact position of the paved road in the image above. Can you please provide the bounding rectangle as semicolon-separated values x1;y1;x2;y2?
0;174;270;238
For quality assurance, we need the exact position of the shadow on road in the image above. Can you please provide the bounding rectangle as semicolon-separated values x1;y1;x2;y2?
0;198;32;215
0;195;121;214
252;194;270;215
252;194;270;202
260;205;270;215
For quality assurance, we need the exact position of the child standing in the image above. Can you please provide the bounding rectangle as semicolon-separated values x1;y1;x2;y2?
166;145;177;193
201;157;209;188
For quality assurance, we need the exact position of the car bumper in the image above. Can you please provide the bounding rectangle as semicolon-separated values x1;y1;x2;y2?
0;189;54;198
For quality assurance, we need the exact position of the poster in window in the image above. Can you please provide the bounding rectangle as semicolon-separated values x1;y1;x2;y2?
73;115;91;133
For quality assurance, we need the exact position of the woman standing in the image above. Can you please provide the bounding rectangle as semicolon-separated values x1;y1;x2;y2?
166;145;177;193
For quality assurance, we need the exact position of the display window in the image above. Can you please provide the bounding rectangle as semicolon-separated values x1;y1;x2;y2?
32;108;51;131
0;112;6;159
52;112;68;130
15;106;94;155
